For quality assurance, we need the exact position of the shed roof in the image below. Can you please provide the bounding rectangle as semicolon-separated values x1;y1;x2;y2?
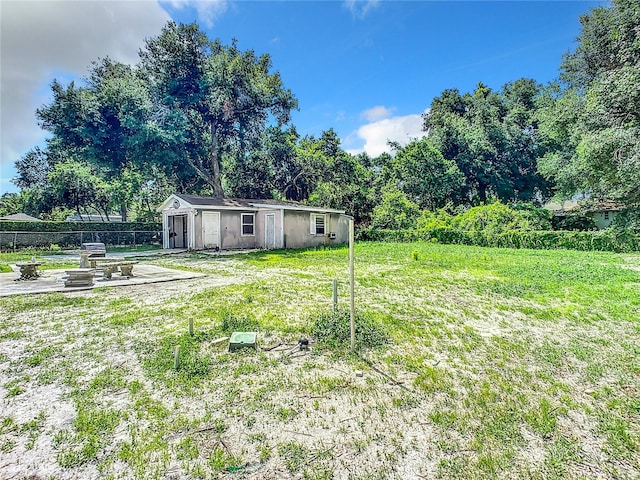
162;194;345;214
0;213;42;222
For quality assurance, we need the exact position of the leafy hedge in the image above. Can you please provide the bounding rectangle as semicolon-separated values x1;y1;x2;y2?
0;220;161;232
358;227;640;253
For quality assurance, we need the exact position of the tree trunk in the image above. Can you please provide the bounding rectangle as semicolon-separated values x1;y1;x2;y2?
210;123;225;197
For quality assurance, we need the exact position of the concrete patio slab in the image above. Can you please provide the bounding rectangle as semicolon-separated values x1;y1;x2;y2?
0;264;205;297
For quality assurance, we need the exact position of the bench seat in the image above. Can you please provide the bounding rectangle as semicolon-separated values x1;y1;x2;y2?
101;261;139;279
65;268;95;287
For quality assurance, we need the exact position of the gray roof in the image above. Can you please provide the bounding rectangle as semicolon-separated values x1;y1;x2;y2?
174;194;345;214
174;195;255;208
0;213;42;222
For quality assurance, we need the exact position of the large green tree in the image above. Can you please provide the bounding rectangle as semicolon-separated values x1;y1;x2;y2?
538;0;640;205
21;58;170;220
424;79;549;205
15;21;299;218
139;22;298;197
389;137;463;211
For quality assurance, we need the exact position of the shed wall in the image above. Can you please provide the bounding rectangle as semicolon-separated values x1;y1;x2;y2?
593;211;618;230
283;211;349;249
218;210;260;249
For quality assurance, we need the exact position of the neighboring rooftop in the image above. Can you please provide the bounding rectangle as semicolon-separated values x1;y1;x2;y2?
0;213;42;222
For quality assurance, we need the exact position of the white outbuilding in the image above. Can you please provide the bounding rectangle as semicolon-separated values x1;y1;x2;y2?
158;194;350;250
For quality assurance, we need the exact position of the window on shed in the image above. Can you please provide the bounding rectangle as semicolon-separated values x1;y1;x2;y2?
310;213;326;235
604;211;610;220
241;213;255;236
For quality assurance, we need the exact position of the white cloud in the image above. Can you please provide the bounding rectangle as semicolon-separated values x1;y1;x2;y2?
167;0;228;28
351;114;426;157
343;0;380;18
361;105;394;122
0;1;171;193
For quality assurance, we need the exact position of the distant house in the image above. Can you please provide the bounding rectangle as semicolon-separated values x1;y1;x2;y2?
65;214;123;222
545;199;624;229
0;213;42;222
157;194;350;250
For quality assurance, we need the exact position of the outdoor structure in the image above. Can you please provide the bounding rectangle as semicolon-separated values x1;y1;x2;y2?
65;214;123;222
158;194;350;251
545;199;625;229
0;213;42;222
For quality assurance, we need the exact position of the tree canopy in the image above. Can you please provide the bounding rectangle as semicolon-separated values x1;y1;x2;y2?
10;4;640;229
538;0;640;206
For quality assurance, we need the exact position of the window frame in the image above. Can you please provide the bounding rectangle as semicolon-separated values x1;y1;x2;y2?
241;213;255;236
310;213;326;235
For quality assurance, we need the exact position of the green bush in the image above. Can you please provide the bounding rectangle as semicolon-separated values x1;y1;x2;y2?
0;220;161;232
513;202;553;230
453;201;533;235
550;210;596;231
310;308;388;351
371;187;421;230
219;310;260;333
360;227;640;252
416;208;453;230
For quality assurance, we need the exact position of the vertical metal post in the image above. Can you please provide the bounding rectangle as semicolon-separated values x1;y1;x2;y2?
333;278;338;312
349;218;355;352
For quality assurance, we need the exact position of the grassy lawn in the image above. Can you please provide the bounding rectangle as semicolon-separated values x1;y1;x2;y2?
0;242;638;479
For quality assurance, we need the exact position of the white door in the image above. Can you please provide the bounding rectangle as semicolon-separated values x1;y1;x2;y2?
202;212;220;249
265;213;276;249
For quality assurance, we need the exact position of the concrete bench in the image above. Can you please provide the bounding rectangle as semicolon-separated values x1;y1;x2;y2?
16;262;42;280
98;260;138;279
90;257;125;269
65;268;95;287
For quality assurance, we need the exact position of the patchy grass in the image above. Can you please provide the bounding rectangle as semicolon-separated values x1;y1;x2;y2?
0;241;638;479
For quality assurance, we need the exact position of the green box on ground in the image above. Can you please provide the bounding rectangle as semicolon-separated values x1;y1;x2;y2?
229;332;257;352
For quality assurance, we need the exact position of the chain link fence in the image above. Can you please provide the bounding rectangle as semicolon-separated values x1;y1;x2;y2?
0;230;163;251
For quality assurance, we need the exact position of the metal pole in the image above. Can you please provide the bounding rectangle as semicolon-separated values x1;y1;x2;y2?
349;218;355;351
333;278;338;313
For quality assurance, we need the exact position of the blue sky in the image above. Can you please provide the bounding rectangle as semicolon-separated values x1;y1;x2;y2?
0;0;605;195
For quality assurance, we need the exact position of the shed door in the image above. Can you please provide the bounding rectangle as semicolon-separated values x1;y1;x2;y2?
265;213;276;249
170;215;187;249
202;212;220;249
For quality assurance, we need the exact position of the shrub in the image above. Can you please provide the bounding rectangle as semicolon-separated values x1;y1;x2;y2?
219;310;260;333
359;227;640;252
513;202;553;230
416;208;453;230
0;220;161;232
453;201;532;235
550;209;596;231
310;308;388;351
371;187;421;230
